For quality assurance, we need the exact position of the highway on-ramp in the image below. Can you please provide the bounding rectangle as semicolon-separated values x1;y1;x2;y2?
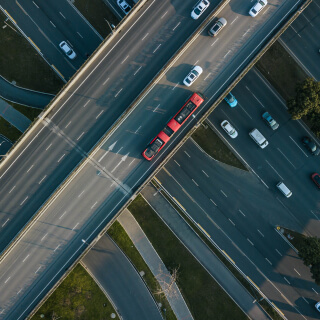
0;0;306;318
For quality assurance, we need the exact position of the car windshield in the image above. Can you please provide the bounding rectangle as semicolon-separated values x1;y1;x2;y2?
212;24;221;31
145;138;163;158
227;94;234;102
192;70;199;77
258;0;265;4
251;8;257;13
194;8;201;15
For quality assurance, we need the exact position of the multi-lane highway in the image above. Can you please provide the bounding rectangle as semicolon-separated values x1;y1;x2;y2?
156;68;320;320
0;0;307;318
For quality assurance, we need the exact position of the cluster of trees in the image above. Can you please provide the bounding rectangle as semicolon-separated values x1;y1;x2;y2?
287;78;320;137
298;236;320;285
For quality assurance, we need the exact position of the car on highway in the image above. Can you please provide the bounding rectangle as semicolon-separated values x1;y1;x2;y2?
183;66;203;87
249;0;268;17
208;17;227;37
224;92;238;107
117;0;131;14
262;111;279;130
302;136;320;155
59;41;76;59
311;173;320;188
191;0;210;20
221;120;238;138
316;301;320;312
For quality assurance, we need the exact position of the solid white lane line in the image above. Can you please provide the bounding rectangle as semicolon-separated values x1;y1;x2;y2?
41;233;48;242
57;154;65;162
211;38;219;47
194;60;199;65
224;50;231;58
289;136;308;157
184;151;190;158
17;289;22;295
91;201;98;209
32;1;39;8
239;209;246;217
35;266;41;274
83;101;90;108
173;22;181;31
277;148;296;168
172;83;179;90
2;219;9;227
27;165;34;173
59;211;67;220
20;196;28;206
5;277;11;284
135;126;141;134
98;151;108;162
284;277;291;284
54;244;60;252
115;88;123;97
302;297;309;304
77;132;85;141
46;143;52;150
262;7;270;15
22;254;30;263
210;199;217;206
141;33;149;40
202;170;209;177
77;32;83;38
59;12;66;19
174;160;180;166
65;121;71;128
9;186;16;193
243;29;250;37
129;159;135;166
96;110;104;119
103;78;109;85
310;210;319;220
134;66;142;75
204;73;211;81
290;25;301;37
247;238;254;246
160;11;168;19
265;258;272;265
153;44;161;53
192;179;198;186
38;175;47;184
312;288;318;294
294;268;301;276
78;190;85;198
238;102;253;119
245;86;265;108
121;55;129;64
265;160;283;180
275;249;282;256
72;223;79;231
117;147;123;153
220;190;227;197
230;16;238;25
228;218;235;226
153;104;160;113
257;229;265;237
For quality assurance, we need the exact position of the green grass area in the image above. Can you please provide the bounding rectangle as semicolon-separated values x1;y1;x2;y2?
0;12;63;94
107;221;176;320
74;0;120;39
3;99;42;122
128;195;249;320
31;264;117;320
152;180;282;320
192;123;247;171
255;41;307;101
0;117;22;143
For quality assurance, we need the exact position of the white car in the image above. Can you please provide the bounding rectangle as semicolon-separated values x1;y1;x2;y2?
191;0;210;20
117;0;131;14
59;41;76;60
316;301;320;312
183;66;203;87
221;120;238;138
249;0;268;17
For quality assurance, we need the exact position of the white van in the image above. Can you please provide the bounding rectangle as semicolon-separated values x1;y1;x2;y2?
249;129;268;149
277;182;292;198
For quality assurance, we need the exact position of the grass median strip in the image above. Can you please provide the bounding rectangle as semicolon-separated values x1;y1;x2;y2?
128;195;249;320
0;117;22;142
107;220;176;320
31;264;117;320
192;123;247;171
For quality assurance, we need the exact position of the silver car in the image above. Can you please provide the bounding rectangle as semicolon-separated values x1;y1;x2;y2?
183;66;203;87
208;17;227;37
59;41;76;60
221;120;238;138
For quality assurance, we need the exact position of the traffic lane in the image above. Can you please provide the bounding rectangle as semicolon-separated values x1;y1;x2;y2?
0;0;211;250
105;0;124;20
168;140;320;303
156;146;320;319
82;234;163;320
0;0;78;79
155;164;307;320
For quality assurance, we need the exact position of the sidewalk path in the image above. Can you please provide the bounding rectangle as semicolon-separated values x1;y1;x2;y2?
0;99;31;132
82;234;163;320
141;183;271;320
0;75;53;108
118;208;194;320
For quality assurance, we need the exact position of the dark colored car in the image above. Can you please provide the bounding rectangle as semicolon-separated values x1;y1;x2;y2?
302;136;320;155
312;173;320;188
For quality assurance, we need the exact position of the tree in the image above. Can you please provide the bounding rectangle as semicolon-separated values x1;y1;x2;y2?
287;78;320;120
310;263;320;286
298;236;320;266
154;265;179;299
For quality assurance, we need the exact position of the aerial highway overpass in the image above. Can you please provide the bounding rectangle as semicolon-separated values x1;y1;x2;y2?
0;0;307;318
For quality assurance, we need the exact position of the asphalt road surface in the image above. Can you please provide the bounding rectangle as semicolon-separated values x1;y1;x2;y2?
0;0;306;318
82;234;163;320
156;68;320;320
280;0;320;80
0;0;103;80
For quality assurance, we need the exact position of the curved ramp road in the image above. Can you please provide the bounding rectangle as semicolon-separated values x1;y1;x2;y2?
0;0;305;318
